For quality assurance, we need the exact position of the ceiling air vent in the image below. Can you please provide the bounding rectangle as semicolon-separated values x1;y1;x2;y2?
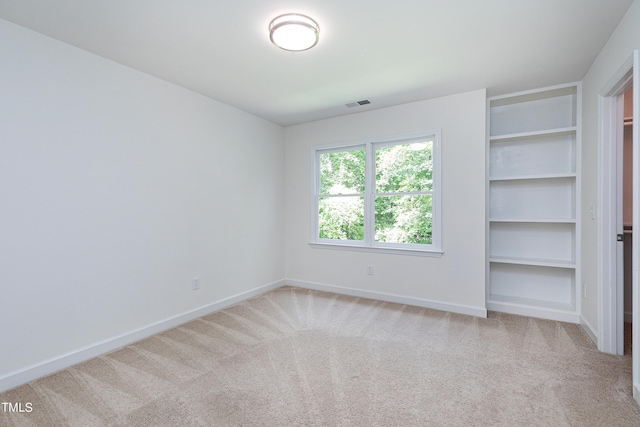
346;99;371;108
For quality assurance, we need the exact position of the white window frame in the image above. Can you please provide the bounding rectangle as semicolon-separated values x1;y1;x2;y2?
310;130;442;257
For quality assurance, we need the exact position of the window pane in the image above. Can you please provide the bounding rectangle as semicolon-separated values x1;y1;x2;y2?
376;141;433;193
318;196;364;241
319;149;365;195
374;194;432;244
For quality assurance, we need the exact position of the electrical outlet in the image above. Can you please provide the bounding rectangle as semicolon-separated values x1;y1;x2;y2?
192;277;200;290
367;266;374;276
583;283;587;299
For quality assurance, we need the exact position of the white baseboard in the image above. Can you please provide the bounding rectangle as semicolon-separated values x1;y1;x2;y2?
0;279;285;393
285;278;488;318
580;315;598;346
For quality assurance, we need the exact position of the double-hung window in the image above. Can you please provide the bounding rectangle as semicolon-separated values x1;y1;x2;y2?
312;131;441;255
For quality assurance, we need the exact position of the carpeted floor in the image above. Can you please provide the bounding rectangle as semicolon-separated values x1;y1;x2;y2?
1;286;640;426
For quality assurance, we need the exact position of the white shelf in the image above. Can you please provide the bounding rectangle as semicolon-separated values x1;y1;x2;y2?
490;178;575;219
488;294;575;312
489;131;576;178
489;257;575;269
490;263;575;306
487;297;579;323
490;222;575;263
489;218;576;223
490;86;577;136
489;126;576;142
490;85;577;106
487;83;580;322
490;173;576;182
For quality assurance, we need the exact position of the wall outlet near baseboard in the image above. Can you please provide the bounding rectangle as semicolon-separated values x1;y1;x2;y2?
367;266;374;276
192;277;200;290
583;283;586;299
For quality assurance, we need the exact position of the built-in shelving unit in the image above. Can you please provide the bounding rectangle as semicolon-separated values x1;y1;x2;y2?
487;83;581;323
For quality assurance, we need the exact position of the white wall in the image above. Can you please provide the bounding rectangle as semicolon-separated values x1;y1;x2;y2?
581;0;640;336
284;90;487;315
0;19;285;387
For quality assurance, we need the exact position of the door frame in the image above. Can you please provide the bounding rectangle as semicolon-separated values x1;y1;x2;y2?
598;57;632;356
598;50;639;405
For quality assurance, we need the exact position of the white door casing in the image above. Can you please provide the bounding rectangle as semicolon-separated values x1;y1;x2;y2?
598;51;640;406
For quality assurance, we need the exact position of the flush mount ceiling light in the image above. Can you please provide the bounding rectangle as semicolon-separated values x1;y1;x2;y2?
269;13;319;52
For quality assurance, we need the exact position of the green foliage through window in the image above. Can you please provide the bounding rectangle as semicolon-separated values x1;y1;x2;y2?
374;194;432;244
318;148;366;241
319;148;365;195
375;141;433;244
316;137;436;247
318;197;364;240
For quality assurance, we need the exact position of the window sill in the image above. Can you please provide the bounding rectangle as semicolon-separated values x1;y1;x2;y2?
309;242;443;257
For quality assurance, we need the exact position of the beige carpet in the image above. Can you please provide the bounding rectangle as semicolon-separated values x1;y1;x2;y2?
1;286;640;426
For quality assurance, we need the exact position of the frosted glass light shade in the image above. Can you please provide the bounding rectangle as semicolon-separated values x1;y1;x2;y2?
269;14;319;52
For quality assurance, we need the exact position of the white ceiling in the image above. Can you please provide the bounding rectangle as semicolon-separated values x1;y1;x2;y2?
0;0;634;126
